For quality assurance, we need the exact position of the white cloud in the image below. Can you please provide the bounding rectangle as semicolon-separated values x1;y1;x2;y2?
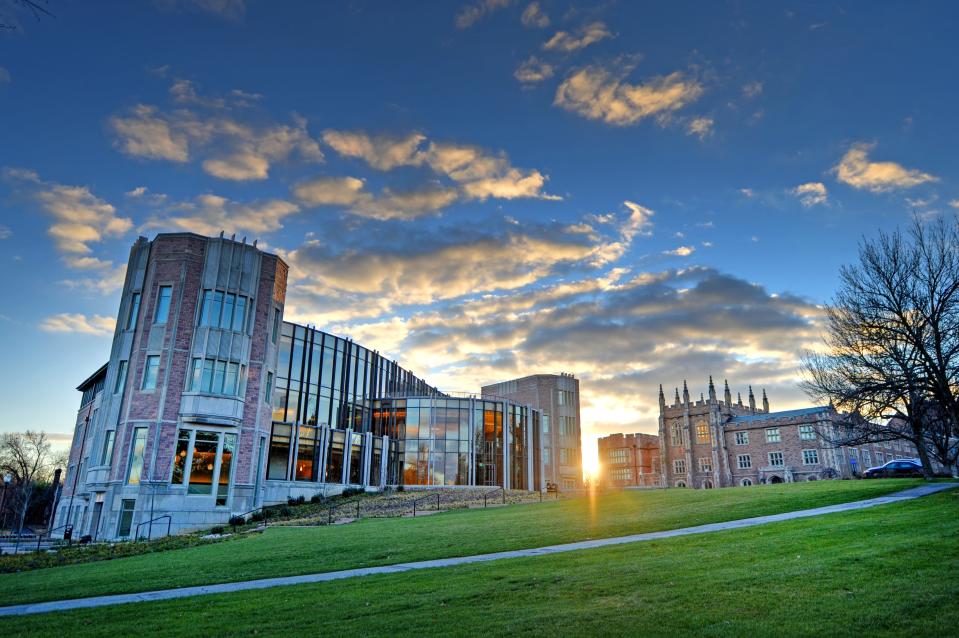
664;245;695;257
555;62;704;126
834;142;938;193
293;175;458;221
110;105;191;162
686;116;714;139
949;200;959;211
543;21;611;52
293;176;367;206
0;67;10;83
142;194;300;236
322;130;424;170
40;313;116;336
126;186;149;197
61;264;128;295
742;81;763;98
455;0;510;28
739;188;755;197
0;225;10;239
514;56;554;84
153;0;246;20
521;2;549;28
791;182;828;207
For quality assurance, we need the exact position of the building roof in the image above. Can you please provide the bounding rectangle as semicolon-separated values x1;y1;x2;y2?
728;406;832;424
76;363;109;391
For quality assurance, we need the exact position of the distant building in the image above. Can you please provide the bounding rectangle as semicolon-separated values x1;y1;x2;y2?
482;374;582;489
597;433;660;487
658;378;921;488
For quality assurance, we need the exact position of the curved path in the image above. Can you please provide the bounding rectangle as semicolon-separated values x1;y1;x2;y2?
1;482;955;618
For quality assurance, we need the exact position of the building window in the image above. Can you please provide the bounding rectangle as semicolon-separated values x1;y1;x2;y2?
142;355;160;390
802;449;820;465
189;358;243;396
199;290;250;332
265;371;273;398
862;450;872;465
608;448;630;464
126;427;148;485
543;447;550;464
99;430;116;466
798;424;816;440
741;478;753;487
696;422;710;444
673;459;686;474
765;428;781;443
675;480;687;488
126;293;141;331
154;286;172;324
737;454;751;469
170;429;238;504
876;452;884;464
735;431;748;445
268;423;293;481
116;499;136;538
272;308;281;343
698;457;712;472
557;389;575;406
670;423;683;447
114;360;128;394
768;451;784;467
558;416;577;436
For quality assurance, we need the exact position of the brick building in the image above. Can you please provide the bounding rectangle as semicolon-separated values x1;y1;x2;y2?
658;378;922;488
597;432;660;487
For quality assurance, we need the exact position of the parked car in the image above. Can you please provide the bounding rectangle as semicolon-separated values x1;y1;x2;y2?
862;459;923;478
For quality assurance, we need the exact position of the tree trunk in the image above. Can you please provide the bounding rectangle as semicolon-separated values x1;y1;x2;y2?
910;422;936;479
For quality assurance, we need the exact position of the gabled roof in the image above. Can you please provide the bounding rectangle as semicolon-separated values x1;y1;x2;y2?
728;406;832;424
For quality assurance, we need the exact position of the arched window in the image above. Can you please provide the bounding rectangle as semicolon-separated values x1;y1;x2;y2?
702;479;713;489
740;478;752;487
675;480;687;488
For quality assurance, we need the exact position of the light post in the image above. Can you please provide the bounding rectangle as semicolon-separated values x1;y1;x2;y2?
0;474;11;531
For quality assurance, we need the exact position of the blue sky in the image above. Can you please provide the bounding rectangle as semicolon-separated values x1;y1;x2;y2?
1;1;956;464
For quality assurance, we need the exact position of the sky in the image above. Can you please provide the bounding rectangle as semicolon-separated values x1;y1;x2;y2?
0;1;956;470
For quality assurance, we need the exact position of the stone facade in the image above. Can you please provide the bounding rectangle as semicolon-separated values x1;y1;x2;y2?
659;378;922;489
597;432;660;487
482;373;583;489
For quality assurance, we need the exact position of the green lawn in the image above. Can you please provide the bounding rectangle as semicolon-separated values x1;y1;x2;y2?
2;486;956;637
0;480;920;606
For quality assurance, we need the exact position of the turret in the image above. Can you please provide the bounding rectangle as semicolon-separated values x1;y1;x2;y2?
737;392;743;407
659;385;666;412
682;380;690;406
674;387;681;406
748;386;756;414
708;376;716;403
762;388;769;413
724;379;732;406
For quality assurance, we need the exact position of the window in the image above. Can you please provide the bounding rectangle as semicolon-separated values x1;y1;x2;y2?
126;427;148;485
559;416;577;436
876;452;884;464
670;423;683;447
171;429;237;504
798;424;816;440
737;454;752;469
142;355;160;390
862;450;872;466
114;360;128;394
559;448;575;465
172;430;190;484
557;389;575;406
217;434;236;506
272;308;281;343
675;480;687;488
696;422;710;444
199;290;250;332
673;459;686;474
188;358;243;396
268;423;292;480
768;451;784;467
265;371;273;397
189;432;219;495
741;478;753;487
154;286;172;324
610;468;633;481
608;448;630;464
735;431;748;445
99;431;116;466
126;293;141;330
698;457;712;472
542;447;550;464
765;428;781;443
802;449;820;465
117;499;136;538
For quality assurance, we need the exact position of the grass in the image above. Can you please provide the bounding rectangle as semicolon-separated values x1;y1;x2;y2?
1;485;956;637
0;479;920;606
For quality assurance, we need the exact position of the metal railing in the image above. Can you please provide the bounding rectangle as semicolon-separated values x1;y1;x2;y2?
35;524;73;552
326;497;363;525
483;487;506;507
411;492;441;517
135;515;171;541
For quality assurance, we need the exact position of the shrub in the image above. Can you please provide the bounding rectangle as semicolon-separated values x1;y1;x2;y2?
228;515;245;527
278;505;293;517
287;495;306;506
250;511;264;522
397;485;405;492
341;487;364;498
310;494;324;503
210;526;225;535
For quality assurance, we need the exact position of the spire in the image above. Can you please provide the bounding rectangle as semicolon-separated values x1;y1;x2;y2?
659;385;666;411
708;376;717;402
674;387;681;405
737;392;743;407
682;380;690;405
748;385;756;413
762;388;769;413
700;393;704;403
724;379;732;406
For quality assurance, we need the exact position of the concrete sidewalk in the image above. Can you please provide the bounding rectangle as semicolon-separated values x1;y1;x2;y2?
1;482;955;618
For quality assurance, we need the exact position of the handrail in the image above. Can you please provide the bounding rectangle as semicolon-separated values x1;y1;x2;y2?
411;492;440;517
231;505;268;530
37;524;73;552
325;496;364;525
483;486;506;508
135;514;171;541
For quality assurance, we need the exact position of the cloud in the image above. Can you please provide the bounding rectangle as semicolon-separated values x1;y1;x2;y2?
61;264;128;295
293;175;458;221
742;81;763;98
543;21;612;52
554;62;704;126
293;176;367;206
739;188;755;197
153;0;245;21
3;168;133;257
142;194;300;236
109;89;323;180
833;142;938;193
455;0;510;28
322;130;425;170
521;2;549;27
0;67;10;83
664;245;695;257
949;200;959;211
0;225;10;239
686;116;714;139
40;313;116;336
169;78;262;109
514;56;554;84
791;182;828;207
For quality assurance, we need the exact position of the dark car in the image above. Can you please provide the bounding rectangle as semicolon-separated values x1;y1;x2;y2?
862;459;923;478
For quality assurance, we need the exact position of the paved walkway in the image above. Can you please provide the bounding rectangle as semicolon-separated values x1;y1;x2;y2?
2;482;955;617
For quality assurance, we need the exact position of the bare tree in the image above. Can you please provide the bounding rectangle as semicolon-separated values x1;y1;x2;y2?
803;217;959;478
0;0;53;31
0;430;58;537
